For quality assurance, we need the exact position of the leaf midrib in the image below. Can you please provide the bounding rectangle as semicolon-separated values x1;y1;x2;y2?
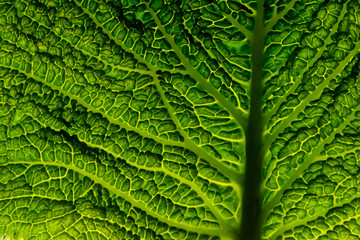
240;0;265;239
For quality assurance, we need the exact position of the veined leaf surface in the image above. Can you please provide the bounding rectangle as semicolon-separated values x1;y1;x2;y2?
0;0;359;239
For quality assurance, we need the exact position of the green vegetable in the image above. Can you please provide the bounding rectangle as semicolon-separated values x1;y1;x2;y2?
0;0;359;239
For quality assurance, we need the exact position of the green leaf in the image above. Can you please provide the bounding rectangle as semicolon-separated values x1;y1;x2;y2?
0;0;359;239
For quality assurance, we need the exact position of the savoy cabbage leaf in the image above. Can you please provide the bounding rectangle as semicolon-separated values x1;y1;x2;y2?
0;0;359;239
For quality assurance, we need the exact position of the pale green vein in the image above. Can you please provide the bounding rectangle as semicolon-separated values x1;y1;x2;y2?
0;194;137;234
27;105;238;192
50;216;84;240
21;5;185;76
0;195;61;202
152;73;242;196
181;22;250;111
262;1;349;124
72;0;239;181
262;42;360;155
0;62;186;149
182;23;251;88
198;132;245;143
261;104;360;222
144;2;248;132
152;21;248;141
223;14;252;41
316;145;360;162
316;204;360;238
1;29;188;149
154;78;240;226
264;0;298;34
3;160;233;237
27;109;236;228
72;0;177;76
15;0;187;76
268;192;360;240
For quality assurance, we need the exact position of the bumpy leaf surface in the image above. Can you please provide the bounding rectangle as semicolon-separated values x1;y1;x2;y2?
0;0;359;239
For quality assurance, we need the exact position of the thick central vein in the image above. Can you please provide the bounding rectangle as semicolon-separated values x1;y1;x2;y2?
240;1;265;240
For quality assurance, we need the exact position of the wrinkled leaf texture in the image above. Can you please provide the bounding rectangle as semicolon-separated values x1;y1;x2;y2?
0;0;359;239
